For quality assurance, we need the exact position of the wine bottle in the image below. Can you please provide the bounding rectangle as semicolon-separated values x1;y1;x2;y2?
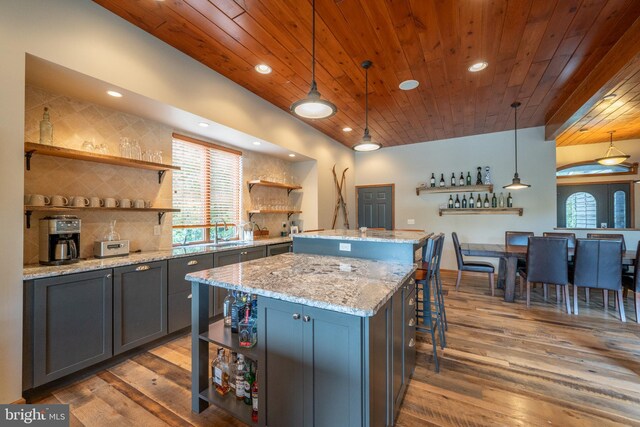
439;174;445;187
451;173;456;187
430;173;436;188
469;193;475;208
476;193;482;208
461;195;467;208
483;194;490;208
448;195;454;209
459;172;465;186
476;167;483;185
507;192;513;208
466;172;472;186
454;195;460;208
499;192;505;208
491;193;497;208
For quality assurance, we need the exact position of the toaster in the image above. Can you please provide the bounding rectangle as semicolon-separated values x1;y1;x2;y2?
94;240;130;258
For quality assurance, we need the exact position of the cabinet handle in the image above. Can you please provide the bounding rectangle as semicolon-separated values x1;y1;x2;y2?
135;265;151;271
187;293;192;299
105;273;112;278
187;260;198;266
409;298;415;307
408;318;415;327
409;278;415;285
292;313;301;320
303;315;311;322
241;251;248;255
408;338;415;348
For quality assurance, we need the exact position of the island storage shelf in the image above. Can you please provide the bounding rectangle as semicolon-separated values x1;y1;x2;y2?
199;318;259;361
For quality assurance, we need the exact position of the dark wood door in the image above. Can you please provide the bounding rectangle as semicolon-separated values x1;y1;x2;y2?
357;185;393;229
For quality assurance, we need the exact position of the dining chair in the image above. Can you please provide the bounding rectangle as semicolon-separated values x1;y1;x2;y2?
502;231;535;289
519;237;570;312
573;239;625;321
586;233;626;251
622;240;640;322
452;232;495;296
543;232;576;302
415;236;440;372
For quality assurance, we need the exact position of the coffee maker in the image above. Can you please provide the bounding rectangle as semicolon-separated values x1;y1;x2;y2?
39;216;81;265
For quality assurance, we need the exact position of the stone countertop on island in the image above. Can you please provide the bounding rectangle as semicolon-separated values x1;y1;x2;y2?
186;252;416;317
23;237;292;280
293;229;431;244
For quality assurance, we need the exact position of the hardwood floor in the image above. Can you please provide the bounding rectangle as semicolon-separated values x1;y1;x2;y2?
34;271;640;426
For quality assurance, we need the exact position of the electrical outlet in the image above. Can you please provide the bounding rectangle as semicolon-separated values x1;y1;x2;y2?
339;243;351;252
153;225;161;236
407;219;415;225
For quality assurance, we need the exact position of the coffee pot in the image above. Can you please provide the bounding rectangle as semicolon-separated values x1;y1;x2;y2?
54;239;77;261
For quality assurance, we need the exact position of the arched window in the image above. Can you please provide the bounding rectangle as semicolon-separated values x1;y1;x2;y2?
557;161;637;177
614;190;626;229
566;192;597;228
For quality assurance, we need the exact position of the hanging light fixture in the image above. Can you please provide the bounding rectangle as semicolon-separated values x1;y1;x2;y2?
503;102;530;190
290;0;337;120
596;131;629;165
353;60;381;152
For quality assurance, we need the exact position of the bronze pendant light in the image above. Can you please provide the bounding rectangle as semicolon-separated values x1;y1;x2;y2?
503;101;530;190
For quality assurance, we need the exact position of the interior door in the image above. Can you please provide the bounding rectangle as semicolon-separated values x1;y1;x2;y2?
357;185;393;229
557;183;631;228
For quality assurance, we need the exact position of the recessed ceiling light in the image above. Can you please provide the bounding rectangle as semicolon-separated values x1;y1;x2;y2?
342;127;353;132
288;153;296;158
252;141;261;146
603;93;617;101
255;64;272;74
198;122;209;128
399;80;419;91
579;128;589;132
468;62;488;72
107;90;122;98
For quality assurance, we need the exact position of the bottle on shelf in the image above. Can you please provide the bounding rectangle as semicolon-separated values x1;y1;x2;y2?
231;291;241;333
461;195;467;208
499;192;505;208
484;166;492;185
244;362;255;405
229;352;238;394
469;193;475;208
439;174;445;187
430;173;436;188
466;172;472;186
491;193;497;208
251;294;258;320
507;192;513;208
476;193;482;208
450;173;456;187
483;194;490;208
454;195;460;208
223;290;235;327
239;303;257;348
235;355;246;401
39;107;53;145
476;167;483;185
459;172;465;186
212;348;230;395
251;373;259;423
448;195;454;209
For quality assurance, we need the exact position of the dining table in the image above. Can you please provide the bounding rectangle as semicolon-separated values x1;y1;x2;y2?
461;243;636;302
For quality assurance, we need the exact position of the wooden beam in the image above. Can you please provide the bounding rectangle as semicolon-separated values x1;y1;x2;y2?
545;16;640;141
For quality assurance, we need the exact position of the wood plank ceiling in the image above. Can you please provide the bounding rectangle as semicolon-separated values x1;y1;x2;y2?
94;0;640;149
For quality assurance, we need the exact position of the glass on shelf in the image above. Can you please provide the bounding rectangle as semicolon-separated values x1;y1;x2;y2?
82;140;95;152
152;150;163;163
130;139;142;160
119;137;131;158
142;150;152;162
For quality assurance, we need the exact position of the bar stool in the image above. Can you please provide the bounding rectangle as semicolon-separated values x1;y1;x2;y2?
431;233;447;340
415;236;440;372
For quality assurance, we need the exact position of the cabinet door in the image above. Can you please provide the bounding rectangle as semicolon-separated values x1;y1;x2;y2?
168;254;214;328
260;297;305;427
242;246;267;261
267;242;292;256
302;306;363;427
392;289;404;412
404;286;416;383
167;290;192;333
214;249;242;315
31;270;113;387
114;261;167;355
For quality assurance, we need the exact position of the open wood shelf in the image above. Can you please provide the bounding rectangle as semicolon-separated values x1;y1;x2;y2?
25;142;180;183
439;207;523;216
247;179;301;195
24;205;179;228
199;384;256;426
416;184;493;196
199;318;259;361
247;209;302;221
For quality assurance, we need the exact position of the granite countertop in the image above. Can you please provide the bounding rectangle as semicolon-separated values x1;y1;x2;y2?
186;252;416;317
23;237;292;280
293;229;431;244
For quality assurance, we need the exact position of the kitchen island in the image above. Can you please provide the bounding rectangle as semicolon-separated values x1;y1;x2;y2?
187;252;416;427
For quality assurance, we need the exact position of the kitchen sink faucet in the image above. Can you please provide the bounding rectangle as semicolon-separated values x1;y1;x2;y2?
213;219;228;244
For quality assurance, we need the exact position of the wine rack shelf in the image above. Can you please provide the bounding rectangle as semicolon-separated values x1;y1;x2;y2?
439;208;523;216
416;184;493;196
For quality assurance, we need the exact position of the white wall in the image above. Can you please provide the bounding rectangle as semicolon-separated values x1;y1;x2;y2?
0;0;354;402
355;127;557;270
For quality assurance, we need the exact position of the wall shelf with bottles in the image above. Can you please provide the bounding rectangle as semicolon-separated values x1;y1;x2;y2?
439;207;523;216
23;205;179;228
24;142;180;183
247;180;302;195
416;184;493;196
247;210;302;221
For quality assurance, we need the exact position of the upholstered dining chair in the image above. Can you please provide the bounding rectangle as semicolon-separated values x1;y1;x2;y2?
622;240;640;322
452;232;495;296
543;232;576;302
586;233;626;251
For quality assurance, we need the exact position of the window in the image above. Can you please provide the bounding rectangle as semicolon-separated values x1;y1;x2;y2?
614;190;626;229
565;192;596;228
557;183;632;229
557;161;637;177
172;133;242;245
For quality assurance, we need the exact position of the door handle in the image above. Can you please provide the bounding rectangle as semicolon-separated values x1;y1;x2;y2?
292;313;301;320
303;315;311;322
187;260;198;266
135;265;150;271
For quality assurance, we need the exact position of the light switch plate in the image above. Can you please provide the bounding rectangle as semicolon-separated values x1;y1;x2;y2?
407;219;415;225
339;243;351;251
154;225;161;236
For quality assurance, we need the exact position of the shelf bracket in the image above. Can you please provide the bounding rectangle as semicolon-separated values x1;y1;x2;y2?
287;188;294;196
158;170;167;184
158;212;165;224
248;183;255;193
287;212;295;220
248;212;255;222
25;210;32;229
25;151;35;171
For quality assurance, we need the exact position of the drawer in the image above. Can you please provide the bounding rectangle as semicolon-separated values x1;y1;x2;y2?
404;277;416;297
168;254;214;294
168;290;192;333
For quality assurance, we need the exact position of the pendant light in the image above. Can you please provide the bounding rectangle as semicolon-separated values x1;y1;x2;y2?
503;102;530;190
596;131;629;165
353;60;381;152
290;0;337;120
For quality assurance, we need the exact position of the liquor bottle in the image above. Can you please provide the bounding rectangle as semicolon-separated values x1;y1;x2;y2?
223;290;235;327
439;173;445;187
39;107;53;145
212;348;230;395
483;194;490;208
212;347;223;386
507;192;513;208
499;192;505;208
244;362;255;405
469;193;475;208
491;193;497;208
229;352;238;394
484;166;492;185
235;355;246;401
476;193;482;208
251;374;259;423
466;172;472;186
231;291;241;333
251;294;258;319
459;172;465;186
476;167;483;185
448;195;454;209
430;173;436;188
461;195;467;208
450;173;456;186
454;195;460;208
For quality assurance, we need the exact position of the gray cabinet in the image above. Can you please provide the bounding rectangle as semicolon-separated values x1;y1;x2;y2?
167;254;214;333
26;269;113;388
113;261;167;355
267;242;292;256
213;246;266;315
259;297;362;427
